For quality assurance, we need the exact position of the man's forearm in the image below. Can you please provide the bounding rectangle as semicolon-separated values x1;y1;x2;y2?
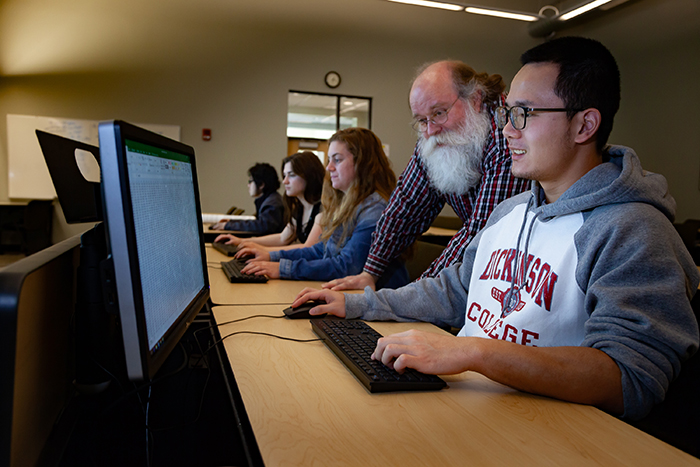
470;339;624;414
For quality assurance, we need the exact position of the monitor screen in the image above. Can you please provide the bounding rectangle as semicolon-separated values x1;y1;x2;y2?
99;120;210;381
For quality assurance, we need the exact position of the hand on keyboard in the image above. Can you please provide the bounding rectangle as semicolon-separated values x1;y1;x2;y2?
240;260;280;279
235;245;270;262
220;259;267;283
311;319;446;393
372;329;471;376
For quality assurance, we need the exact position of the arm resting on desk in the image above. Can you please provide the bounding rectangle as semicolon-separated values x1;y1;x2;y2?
372;331;624;415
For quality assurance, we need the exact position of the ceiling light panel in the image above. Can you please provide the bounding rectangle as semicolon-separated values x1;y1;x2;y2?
387;0;464;12
560;0;614;20
465;6;539;22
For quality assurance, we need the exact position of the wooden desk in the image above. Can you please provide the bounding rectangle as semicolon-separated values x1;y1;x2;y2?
422;226;458;238
206;245;324;305
420;226;458;247
213;305;700;466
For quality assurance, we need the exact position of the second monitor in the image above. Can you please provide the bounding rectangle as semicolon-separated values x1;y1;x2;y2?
99;120;210;382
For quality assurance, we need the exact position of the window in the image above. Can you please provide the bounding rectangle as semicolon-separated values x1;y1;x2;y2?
287;91;372;140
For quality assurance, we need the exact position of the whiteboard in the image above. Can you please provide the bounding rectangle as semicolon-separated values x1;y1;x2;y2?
6;114;180;199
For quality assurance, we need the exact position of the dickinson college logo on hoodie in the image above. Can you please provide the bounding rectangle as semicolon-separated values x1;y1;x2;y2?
458;201;588;347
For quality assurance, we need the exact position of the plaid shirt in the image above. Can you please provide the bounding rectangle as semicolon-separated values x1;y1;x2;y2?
364;96;529;280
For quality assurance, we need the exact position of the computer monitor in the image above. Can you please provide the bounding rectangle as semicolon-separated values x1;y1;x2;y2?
0;236;82;467
99;120;210;381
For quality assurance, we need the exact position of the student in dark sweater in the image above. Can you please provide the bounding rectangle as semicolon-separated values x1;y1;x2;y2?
211;162;285;235
215;151;325;251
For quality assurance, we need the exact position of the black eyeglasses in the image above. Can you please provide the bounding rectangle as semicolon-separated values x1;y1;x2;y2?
495;106;582;130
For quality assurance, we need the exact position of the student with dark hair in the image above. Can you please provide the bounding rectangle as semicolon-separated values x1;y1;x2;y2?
211;162;285;235
294;37;699;420
241;128;409;289
215;151;325;251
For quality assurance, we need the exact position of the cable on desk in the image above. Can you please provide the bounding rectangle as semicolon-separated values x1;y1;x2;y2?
215;314;285;326
209;301;289;307
191;314;285;343
208;331;322;353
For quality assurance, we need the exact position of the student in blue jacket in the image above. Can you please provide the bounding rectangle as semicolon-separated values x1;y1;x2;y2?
240;128;409;290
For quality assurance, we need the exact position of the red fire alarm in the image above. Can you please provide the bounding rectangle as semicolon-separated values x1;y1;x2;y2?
202;128;212;141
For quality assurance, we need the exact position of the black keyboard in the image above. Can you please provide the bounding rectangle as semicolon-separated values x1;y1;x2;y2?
311;319;446;393
212;242;239;256
220;259;267;283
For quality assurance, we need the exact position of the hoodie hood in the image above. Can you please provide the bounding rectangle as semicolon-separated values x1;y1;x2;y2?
499;145;677;317
531;145;676;223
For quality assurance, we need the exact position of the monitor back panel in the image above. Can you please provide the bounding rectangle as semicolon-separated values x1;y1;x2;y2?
0;236;81;467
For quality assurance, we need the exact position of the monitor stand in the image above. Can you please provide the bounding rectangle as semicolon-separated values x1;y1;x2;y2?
73;223;116;394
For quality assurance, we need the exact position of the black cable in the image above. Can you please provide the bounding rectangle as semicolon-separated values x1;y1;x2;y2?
98;341;191;416
190;315;283;367
152;341;189;379
208;313;284;326
149;324;212;432
208;331;322;353
192;316;323;379
191;314;286;349
209;301;289;307
145;385;152;467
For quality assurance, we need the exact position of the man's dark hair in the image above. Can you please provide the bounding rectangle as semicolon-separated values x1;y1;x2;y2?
520;36;620;152
248;162;280;195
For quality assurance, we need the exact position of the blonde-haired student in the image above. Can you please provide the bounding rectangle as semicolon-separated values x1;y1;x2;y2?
241;128;408;289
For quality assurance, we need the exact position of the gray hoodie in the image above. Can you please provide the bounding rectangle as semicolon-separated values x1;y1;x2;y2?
345;145;699;420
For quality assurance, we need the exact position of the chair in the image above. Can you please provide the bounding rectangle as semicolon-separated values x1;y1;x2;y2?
431;215;463;230
405;240;445;282
17;200;54;255
628;292;700;458
673;219;700;264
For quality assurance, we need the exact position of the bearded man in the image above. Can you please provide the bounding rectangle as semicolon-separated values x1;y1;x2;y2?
324;60;529;291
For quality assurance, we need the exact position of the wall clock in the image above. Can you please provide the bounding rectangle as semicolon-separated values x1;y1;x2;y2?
325;71;341;88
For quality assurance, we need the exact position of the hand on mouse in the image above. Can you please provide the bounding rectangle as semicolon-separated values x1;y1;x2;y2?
293;288;346;318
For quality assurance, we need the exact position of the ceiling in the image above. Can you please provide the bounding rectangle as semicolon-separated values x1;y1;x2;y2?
1;0;698;76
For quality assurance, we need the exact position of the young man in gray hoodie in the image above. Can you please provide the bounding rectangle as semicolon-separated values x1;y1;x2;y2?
294;37;699;420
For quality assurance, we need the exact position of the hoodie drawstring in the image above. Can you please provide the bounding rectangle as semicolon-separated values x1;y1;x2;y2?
502;195;541;318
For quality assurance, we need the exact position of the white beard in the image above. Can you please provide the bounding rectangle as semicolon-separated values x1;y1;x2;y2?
418;105;491;195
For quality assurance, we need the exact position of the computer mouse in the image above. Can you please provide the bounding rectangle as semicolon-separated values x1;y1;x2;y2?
282;300;327;319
